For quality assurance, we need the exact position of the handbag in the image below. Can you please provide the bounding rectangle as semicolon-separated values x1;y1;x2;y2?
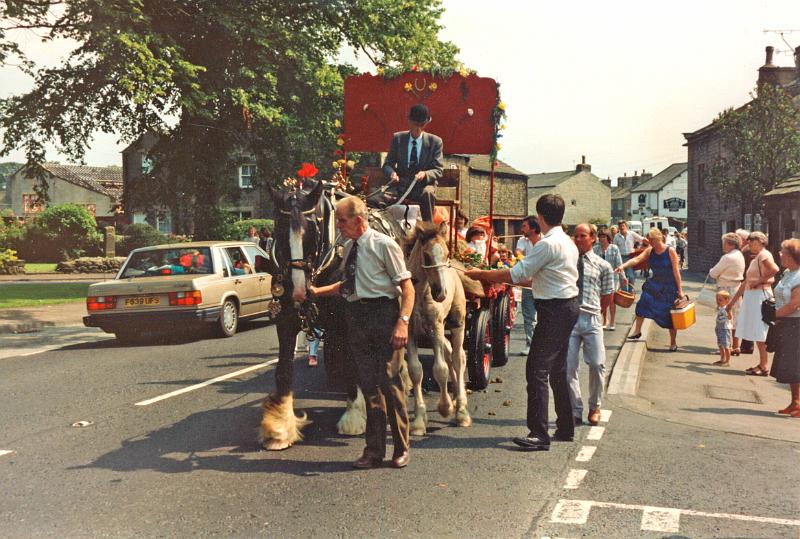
757;259;776;326
614;287;635;308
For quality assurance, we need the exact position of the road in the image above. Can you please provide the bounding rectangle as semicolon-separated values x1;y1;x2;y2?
0;311;798;538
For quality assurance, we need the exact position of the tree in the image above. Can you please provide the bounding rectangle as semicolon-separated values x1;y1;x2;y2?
25;203;102;261
0;1;459;237
710;83;800;221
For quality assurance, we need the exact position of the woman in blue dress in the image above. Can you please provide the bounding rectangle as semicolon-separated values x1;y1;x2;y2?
615;227;684;351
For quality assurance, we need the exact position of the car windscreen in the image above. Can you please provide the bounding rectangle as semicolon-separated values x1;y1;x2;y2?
120;247;213;278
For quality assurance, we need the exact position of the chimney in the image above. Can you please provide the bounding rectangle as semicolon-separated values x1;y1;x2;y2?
601;178;611;188
758;45;796;87
765;45;775;66
575;155;591;173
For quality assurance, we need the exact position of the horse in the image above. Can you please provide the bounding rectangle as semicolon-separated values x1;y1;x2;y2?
404;221;471;434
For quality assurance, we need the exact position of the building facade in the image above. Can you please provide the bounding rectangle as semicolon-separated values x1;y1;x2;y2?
629;163;688;225
527;157;611;226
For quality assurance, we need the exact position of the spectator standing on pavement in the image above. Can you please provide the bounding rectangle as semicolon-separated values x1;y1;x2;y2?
713;290;733;366
567;224;615;427
259;227;273;252
615;227;684;351
245;225;260;245
613;220;644;292
736;228;755;355
515;216;542;354
675;233;687;269
593;228;623;330
709;233;745;354
772;239;800;417
309;196;414;469
728;231;779;377
465;194;579;451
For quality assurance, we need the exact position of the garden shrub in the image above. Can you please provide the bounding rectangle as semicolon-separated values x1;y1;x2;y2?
116;223;169;256
229;219;273;241
23;204;102;262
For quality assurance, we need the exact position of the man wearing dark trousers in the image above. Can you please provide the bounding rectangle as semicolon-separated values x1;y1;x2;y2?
382;103;443;222
310;196;415;468
465;194;579;450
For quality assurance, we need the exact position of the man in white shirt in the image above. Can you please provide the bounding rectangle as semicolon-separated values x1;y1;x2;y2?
514;216;541;353
310;196;415;469
613;220;644;292
466;194;580;451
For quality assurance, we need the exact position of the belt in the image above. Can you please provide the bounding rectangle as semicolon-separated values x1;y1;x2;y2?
535;296;578;304
349;296;395;304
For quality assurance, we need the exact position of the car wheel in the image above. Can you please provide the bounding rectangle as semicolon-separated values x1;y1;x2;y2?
219;298;239;337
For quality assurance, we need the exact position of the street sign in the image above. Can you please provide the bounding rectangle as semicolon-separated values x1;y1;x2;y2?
663;197;685;211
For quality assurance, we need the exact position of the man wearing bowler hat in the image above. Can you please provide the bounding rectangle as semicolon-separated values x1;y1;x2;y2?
382;103;443;222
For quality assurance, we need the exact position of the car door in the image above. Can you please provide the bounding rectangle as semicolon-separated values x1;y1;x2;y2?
221;246;261;316
242;244;272;314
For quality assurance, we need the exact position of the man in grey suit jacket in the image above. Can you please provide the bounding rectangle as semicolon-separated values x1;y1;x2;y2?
381;104;443;221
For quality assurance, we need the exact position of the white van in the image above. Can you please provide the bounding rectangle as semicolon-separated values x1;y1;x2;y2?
643;216;669;232
628;220;643;235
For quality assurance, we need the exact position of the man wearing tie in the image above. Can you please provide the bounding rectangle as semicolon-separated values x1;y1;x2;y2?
382;103;444;222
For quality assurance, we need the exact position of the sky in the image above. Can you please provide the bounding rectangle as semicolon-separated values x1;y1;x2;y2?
1;0;799;184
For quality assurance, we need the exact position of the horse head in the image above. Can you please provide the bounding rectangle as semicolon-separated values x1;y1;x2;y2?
269;180;325;303
408;221;450;303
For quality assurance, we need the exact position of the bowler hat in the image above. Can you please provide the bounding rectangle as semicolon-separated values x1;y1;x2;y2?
409;104;430;123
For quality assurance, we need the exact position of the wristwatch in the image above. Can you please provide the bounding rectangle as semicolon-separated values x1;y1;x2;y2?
399;315;410;324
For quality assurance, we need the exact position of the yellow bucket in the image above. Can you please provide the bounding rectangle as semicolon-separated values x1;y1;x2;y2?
670;302;696;330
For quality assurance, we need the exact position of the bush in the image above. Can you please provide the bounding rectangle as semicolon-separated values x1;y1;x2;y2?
0;219;26;252
23;204;102;262
117;223;168;256
228;219;273;241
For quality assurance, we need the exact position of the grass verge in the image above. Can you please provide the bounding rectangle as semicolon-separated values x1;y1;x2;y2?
0;283;88;309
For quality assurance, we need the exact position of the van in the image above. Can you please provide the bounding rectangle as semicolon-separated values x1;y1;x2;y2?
628;220;643;235
643;216;669;232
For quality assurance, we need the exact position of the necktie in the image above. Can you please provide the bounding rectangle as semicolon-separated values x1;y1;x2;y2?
410;138;418;171
340;241;358;297
577;254;585;301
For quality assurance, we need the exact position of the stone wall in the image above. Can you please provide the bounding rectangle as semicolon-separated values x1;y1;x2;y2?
549;172;611;225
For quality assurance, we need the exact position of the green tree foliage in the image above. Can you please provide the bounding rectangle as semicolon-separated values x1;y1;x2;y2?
0;1;459;237
24;204;102;261
710;84;800;220
117;223;169;255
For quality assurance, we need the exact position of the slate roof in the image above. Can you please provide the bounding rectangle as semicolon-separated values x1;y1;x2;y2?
38;163;123;202
527;170;575;189
611;185;633;200
631;163;688;193
452;154;528;178
764;174;800;197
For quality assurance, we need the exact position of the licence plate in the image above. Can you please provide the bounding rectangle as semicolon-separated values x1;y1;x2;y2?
124;295;161;307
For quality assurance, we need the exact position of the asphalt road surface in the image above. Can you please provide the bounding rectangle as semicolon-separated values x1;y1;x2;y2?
1;316;798;538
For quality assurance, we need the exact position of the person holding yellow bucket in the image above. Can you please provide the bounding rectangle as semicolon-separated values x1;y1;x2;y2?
615;227;684;351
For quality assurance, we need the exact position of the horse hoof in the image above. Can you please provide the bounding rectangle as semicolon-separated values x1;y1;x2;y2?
456;415;472;428
263;439;292;451
410;427;426;437
438;401;454;418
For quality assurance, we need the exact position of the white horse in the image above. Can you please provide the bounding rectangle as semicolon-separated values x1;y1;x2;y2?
405;221;471;434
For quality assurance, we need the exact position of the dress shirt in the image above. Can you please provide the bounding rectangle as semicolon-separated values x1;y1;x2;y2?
342;227;411;301
613;231;643;256
509;226;579;299
775;268;800;318
516;236;536;256
576;250;615;315
708;250;745;288
407;134;422;165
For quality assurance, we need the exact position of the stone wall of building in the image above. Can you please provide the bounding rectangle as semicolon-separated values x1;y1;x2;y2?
550;172;611;225
9;172;117;218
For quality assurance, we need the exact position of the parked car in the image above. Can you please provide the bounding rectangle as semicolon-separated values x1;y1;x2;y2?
83;241;273;341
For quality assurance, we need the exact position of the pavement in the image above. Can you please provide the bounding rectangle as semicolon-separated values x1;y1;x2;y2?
2;270;798;446
607;272;800;445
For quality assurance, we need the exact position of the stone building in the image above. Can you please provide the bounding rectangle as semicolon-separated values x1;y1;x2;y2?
442;154;528;237
683;45;800;272
764;173;800;256
629;163;688;225
611;171;651;223
527;157;611;226
6;162;123;225
122;133;265;234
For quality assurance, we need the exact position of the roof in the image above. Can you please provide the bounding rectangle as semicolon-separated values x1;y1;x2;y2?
451;154;528;178
527;170;575;189
764;174;800;197
631;163;688;193
611;185;633;200
34;163;123;201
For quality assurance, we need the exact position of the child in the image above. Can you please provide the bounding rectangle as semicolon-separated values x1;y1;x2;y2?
713;290;733;366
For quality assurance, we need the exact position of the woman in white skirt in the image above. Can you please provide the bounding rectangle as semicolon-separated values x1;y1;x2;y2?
727;231;779;376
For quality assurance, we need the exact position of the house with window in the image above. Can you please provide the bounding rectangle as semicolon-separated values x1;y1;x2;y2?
629;163;688;226
526;157;610;226
122;134;264;234
683;45;800;272
6;162;123;224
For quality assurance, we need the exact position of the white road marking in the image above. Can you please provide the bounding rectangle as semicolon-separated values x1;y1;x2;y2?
135;359;278;406
0;450;14;458
575;446;597;462
550;499;593;524
586;426;605;440
551;499;800;529
599;409;612;422
642;506;681;533
563;469;588;490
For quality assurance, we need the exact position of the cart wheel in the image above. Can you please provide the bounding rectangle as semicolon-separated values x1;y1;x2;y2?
467;308;492;390
491;293;511;367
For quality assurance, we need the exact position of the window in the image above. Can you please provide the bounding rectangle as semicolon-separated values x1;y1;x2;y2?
243;244;270;274
141;154;154;174
22;194;43;213
697;163;706;193
156;212;172;234
697;219;705;247
239;164;256;188
223;247;253;275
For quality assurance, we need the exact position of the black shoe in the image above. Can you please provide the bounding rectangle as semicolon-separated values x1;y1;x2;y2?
552;430;574;442
512;436;550;451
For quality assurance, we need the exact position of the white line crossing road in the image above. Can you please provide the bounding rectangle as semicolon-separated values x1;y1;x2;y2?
586;426;605;440
550;499;800;534
134;359;278;406
563;469;588;490
575;446;596;462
